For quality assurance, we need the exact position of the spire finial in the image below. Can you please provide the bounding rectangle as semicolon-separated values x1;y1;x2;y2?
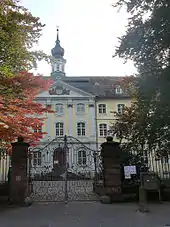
56;26;59;42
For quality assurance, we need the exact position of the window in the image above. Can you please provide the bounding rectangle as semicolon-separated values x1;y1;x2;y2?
55;122;64;136
78;150;87;165
56;64;59;71
76;103;85;113
59;64;62;71
55;104;64;114
77;122;86;136
115;85;122;94
99;124;107;137
34;125;42;133
98;104;106;114
33;151;41;166
117;104;125;114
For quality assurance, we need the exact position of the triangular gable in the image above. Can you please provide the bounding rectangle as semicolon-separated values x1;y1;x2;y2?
37;79;95;98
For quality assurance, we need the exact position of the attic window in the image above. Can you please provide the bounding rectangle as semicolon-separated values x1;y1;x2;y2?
115;85;122;94
95;82;99;86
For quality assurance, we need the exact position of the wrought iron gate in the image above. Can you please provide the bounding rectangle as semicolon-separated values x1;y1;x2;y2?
28;135;100;202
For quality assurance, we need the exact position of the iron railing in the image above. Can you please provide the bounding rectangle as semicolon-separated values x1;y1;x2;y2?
0;150;10;184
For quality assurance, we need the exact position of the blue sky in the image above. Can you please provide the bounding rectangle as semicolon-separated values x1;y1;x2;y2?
22;0;136;77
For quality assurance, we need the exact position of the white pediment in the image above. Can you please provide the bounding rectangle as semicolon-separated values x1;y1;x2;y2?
36;80;94;98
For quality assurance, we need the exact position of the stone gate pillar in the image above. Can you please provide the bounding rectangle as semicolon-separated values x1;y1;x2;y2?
101;136;122;202
10;137;30;205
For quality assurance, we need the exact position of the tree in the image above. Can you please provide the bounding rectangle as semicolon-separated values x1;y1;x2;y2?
0;0;48;76
112;0;170;157
0;71;53;150
0;1;53;150
0;0;50;100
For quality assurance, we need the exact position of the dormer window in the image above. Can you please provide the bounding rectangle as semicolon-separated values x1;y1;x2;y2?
115;85;122;94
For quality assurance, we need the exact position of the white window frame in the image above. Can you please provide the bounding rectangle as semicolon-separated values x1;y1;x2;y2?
32;151;41;166
76;103;85;114
55;103;64;115
78;150;87;166
99;124;107;137
98;104;106;114
55;122;64;136
77;122;86;136
115;85;122;94
117;104;125;114
59;64;62;71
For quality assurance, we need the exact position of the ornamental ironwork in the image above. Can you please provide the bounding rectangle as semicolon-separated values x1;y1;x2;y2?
28;135;101;202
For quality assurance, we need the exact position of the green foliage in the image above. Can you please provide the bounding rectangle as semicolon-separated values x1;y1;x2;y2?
0;0;49;76
112;0;170;157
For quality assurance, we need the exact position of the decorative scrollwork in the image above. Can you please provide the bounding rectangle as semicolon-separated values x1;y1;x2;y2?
28;135;101;202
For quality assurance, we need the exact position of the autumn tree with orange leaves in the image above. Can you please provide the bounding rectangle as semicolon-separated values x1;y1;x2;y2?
0;0;53;149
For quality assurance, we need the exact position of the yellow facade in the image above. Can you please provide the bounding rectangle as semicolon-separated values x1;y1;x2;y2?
96;98;132;146
42;101;95;140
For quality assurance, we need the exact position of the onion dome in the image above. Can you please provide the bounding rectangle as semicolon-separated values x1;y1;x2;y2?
51;27;64;58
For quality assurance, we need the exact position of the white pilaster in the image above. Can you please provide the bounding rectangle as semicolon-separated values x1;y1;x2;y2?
68;100;73;136
46;99;52;138
89;102;96;138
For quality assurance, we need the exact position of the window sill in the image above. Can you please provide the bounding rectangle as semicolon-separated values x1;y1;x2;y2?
76;112;86;115
55;113;64;116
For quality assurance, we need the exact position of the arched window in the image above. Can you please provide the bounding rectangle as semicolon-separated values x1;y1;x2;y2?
59;64;62;71
77;122;86;136
55;122;64;136
76;103;85;113
78;150;87;165
99;124;107;137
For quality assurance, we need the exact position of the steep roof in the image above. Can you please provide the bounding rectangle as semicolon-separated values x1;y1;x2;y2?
43;76;130;98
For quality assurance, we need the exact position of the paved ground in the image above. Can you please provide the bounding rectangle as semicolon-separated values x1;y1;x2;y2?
0;202;170;227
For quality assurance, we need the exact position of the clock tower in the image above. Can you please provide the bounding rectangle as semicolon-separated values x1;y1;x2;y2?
51;27;66;80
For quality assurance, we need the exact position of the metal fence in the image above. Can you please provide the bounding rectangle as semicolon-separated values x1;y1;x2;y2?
97;144;170;181
144;151;170;180
0;150;10;183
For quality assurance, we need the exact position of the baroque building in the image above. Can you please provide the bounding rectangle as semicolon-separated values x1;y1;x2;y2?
32;28;132;176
